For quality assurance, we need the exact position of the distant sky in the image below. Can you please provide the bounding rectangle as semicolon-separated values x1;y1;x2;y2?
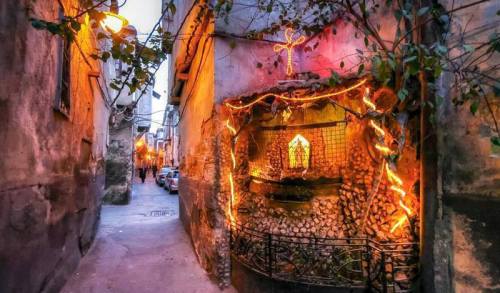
120;0;168;134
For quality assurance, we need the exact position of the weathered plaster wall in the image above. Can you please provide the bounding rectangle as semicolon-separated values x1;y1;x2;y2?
438;0;500;196
104;117;133;204
214;1;398;100
175;18;231;286
0;0;108;292
434;1;500;292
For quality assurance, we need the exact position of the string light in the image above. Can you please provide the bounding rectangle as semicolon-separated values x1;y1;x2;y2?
224;79;367;110
385;164;403;186
370;120;386;137
390;216;408;233
226;120;237;135
273;28;306;76
375;144;393;155
230;151;236;169
226;120;238;224
362;88;377;111
364;89;414;234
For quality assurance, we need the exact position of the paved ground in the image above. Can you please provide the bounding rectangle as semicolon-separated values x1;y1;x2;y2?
62;177;234;293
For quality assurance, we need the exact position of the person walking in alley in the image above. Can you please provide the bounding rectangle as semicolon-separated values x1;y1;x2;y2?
139;167;146;183
152;165;157;178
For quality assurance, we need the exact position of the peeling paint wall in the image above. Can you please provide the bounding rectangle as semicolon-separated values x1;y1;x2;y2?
0;0;109;292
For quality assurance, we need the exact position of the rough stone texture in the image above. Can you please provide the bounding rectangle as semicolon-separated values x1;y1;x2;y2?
0;0;108;292
238;140;419;245
104;118;134;205
172;18;231;286
178;115;232;288
338;144;419;243
433;1;500;292
231;111;420;289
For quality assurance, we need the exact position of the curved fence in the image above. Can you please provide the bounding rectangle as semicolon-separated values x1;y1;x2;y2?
230;222;418;293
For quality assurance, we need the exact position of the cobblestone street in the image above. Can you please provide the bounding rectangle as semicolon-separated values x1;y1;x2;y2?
61;177;234;293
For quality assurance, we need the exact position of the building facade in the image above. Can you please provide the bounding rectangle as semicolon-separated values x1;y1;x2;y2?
165;0;499;291
0;0;115;291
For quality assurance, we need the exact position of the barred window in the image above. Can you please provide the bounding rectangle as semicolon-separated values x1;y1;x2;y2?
54;6;71;117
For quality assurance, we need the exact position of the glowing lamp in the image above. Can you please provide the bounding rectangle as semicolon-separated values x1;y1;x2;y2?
100;12;128;34
288;134;310;169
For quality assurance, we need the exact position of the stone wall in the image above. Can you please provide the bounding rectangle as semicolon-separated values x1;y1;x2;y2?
104;117;133;204
237;128;419;244
174;17;232;287
0;0;108;292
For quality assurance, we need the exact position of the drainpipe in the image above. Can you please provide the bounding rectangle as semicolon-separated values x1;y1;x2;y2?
419;70;438;293
418;1;440;291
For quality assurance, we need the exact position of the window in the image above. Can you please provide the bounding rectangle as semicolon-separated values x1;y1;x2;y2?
54;6;71;116
288;134;310;169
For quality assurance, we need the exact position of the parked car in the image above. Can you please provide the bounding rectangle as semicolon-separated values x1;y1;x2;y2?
155;167;171;186
164;170;179;194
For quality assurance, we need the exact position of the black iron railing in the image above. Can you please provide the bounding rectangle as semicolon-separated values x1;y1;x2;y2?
230;222;418;292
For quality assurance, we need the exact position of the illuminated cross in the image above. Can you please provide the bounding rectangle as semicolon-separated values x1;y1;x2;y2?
273;28;306;76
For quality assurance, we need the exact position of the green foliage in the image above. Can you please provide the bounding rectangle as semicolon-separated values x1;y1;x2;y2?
30;3;174;98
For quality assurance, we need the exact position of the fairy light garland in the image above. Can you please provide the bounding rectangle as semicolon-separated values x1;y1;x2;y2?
223;80;414;234
226;119;237;224
273;28;306;76
362;88;413;233
224;79;367;110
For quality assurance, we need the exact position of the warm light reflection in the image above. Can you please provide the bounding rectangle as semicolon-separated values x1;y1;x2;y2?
288;134;310;169
250;168;261;178
224;79;367;110
273;28;306;76
100;12;128;33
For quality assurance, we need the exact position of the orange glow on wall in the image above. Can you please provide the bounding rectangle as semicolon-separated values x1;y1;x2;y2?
273;28;306;76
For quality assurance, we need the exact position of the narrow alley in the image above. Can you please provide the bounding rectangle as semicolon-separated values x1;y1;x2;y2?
1;1;499;292
61;177;233;293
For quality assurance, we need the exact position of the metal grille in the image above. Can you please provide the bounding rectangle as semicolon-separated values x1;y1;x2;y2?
230;222;418;292
249;121;347;181
148;209;173;217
